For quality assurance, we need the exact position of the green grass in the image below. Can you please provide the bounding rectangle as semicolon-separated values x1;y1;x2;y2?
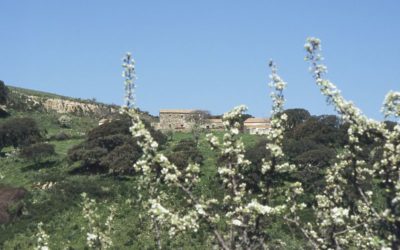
1;103;294;249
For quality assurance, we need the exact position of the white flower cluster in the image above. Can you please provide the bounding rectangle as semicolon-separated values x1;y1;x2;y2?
149;198;200;237
124;44;400;249
122;52;136;109
269;61;286;115
302;37;400;249
81;192;116;249
206;105;254;233
382;91;400;119
35;222;50;250
121;54;223;249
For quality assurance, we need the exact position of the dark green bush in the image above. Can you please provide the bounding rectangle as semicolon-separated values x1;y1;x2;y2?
0;80;8;105
19;143;56;162
49;132;71;141
0;117;42;151
100;141;143;174
68;116;165;174
281;108;311;129
167;139;203;169
289;115;345;146
245;112;345;197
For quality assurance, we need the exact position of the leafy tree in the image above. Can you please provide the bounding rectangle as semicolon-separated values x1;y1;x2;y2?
0;80;8;105
289;115;345;146
282;108;311;129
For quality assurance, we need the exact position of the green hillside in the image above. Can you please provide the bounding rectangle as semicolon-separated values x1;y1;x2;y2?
0;83;389;249
0;85;271;249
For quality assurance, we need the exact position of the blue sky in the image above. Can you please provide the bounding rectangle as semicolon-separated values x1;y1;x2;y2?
0;1;399;119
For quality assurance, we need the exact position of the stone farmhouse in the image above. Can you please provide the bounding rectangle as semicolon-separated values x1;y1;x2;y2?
155;109;270;134
244;118;270;135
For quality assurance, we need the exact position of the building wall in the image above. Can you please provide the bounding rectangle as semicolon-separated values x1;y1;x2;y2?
159;112;195;131
158;111;270;133
247;127;270;135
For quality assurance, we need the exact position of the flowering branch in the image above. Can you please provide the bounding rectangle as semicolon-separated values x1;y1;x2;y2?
122;52;136;109
81;193;116;249
35;222;50;250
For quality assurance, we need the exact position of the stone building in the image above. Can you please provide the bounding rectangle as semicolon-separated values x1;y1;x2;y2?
158;109;270;134
159;109;199;131
204;118;224;130
244;118;271;134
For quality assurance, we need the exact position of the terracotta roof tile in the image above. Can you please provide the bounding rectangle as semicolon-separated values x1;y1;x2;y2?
160;109;197;114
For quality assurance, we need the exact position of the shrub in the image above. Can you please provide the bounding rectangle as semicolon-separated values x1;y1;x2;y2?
100;141;143;174
68;116;165;174
58;115;72;128
0;80;8;105
0;117;42;151
288;115;346;146
49;132;71;141
19;143;56;162
167;139;203;169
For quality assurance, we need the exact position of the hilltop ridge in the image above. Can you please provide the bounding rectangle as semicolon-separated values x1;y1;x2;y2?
6;85;119;117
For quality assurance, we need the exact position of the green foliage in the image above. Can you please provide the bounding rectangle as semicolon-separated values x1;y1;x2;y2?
19;143;56;163
0;80;8;105
289;115;345;146
0;117;42;151
244;111;344;198
282;108;311;129
167;138;204;169
68;116;166;174
58;115;72;128
49;132;71;141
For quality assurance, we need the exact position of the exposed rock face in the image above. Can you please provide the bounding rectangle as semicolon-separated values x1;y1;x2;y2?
0;187;27;224
42;98;117;116
7;89;118;117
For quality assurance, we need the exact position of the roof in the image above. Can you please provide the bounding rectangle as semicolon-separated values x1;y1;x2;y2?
244;118;270;123
208;118;223;123
246;124;271;129
160;109;197;114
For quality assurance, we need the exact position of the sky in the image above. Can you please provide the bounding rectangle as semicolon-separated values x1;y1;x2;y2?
0;1;399;119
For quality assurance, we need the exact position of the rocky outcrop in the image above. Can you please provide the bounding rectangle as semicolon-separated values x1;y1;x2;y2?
42;98;118;116
7;89;118;117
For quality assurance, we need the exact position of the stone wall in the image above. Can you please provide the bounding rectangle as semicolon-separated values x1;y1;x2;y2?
159;111;196;131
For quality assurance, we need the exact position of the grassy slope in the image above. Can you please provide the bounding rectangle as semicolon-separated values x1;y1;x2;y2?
0;110;273;249
0;86;302;249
